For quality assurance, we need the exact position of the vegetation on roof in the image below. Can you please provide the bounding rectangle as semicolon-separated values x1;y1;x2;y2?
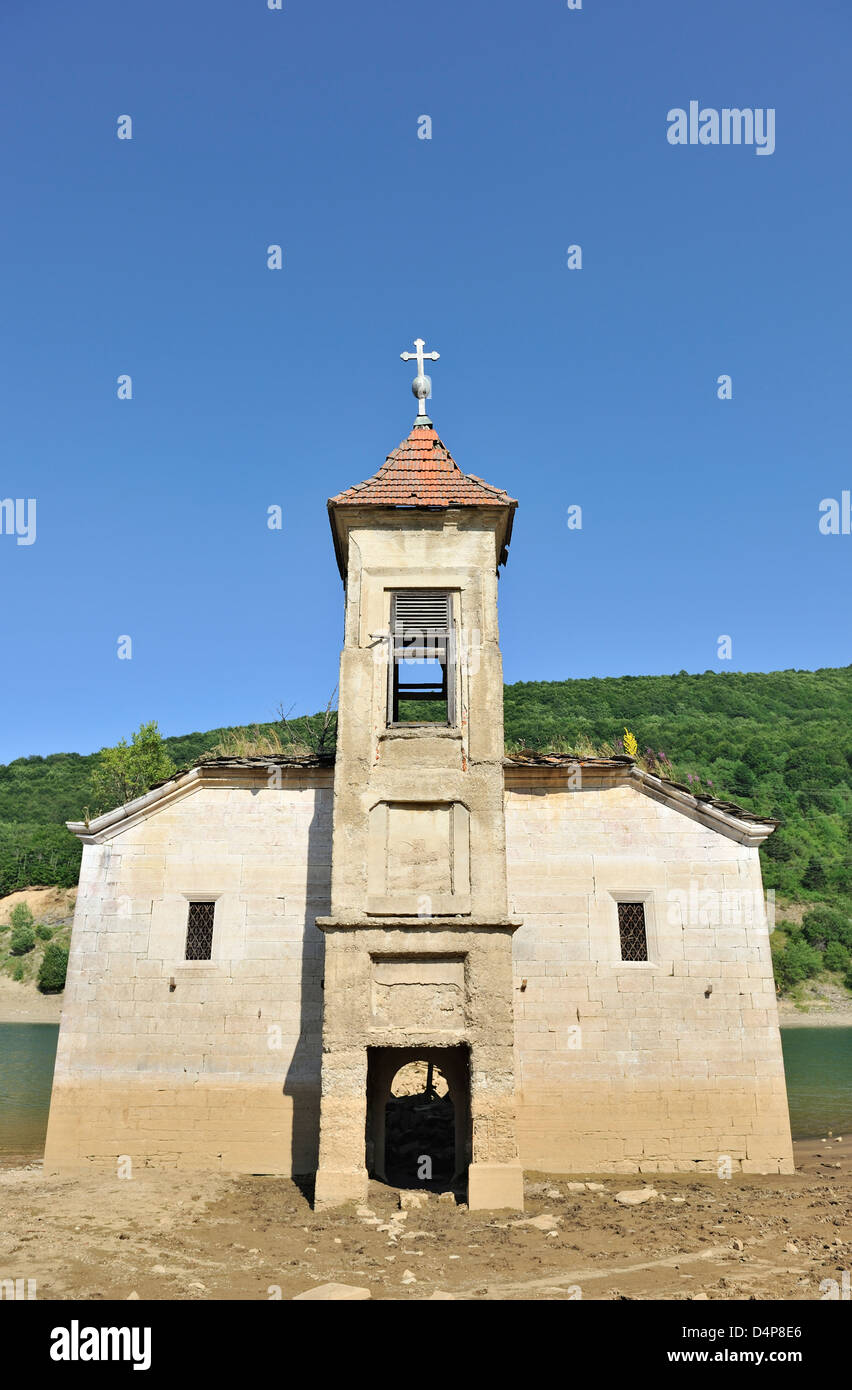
0;667;848;913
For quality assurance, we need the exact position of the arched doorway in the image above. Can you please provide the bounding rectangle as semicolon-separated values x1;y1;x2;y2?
365;1046;470;1193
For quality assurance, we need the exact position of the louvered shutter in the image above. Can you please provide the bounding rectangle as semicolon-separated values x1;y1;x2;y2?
392;591;451;642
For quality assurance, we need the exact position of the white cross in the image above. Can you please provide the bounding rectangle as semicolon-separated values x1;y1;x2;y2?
400;337;440;415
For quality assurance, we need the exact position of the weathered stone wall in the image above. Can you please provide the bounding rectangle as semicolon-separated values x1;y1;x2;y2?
46;763;794;1181
44;771;332;1173
506;772;794;1175
326;509;509;925
314;506;524;1209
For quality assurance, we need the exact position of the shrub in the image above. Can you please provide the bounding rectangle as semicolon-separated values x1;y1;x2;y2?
801;906;852;951
771;933;823;992
37;942;68;994
12;960;25;982
9;924;36;955
35;924;53;941
8;902;34;932
823;940;850;974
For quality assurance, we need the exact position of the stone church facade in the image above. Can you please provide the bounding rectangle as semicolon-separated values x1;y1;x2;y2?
45;402;794;1207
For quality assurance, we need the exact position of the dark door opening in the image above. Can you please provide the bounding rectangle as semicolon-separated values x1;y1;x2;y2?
366;1046;470;1193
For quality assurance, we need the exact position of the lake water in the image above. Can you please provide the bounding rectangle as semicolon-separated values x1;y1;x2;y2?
1;1023;61;1159
1;1023;850;1159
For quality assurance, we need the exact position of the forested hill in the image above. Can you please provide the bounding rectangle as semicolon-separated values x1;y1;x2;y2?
0;666;850;903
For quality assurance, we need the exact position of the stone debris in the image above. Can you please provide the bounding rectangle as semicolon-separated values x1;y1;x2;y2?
428;1290;455;1300
511;1212;561;1231
399;1191;428;1210
293;1282;372;1301
126;1291;140;1300
355;1206;376;1218
401;1269;417;1284
586;1182;607;1191
615;1187;659;1206
785;1241;799;1254
731;1238;744;1251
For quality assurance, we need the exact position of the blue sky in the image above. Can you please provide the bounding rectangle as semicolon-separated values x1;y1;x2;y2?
1;0;849;764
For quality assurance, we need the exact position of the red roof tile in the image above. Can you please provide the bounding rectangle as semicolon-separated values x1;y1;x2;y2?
328;423;517;510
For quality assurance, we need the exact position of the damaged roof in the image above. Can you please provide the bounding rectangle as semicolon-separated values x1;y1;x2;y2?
328;422;517;510
327;420;517;576
68;750;777;848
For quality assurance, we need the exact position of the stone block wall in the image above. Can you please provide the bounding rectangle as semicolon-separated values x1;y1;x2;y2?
44;771;332;1173
45;765;794;1180
505;774;794;1175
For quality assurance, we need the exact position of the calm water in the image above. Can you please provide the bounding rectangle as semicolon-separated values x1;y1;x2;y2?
0;1023;59;1158
1;1023;850;1157
780;1027;852;1139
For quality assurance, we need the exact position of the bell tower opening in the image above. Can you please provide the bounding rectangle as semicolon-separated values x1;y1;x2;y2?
388;590;455;726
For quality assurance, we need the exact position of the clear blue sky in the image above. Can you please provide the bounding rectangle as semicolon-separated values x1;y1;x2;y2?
1;0;849;764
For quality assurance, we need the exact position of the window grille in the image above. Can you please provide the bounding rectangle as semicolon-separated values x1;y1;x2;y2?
185;901;215;960
617;901;648;961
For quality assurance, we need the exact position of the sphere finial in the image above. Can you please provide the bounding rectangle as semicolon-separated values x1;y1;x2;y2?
400;337;440;418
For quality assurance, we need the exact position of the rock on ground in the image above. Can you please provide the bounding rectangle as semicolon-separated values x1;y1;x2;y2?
293;1283;372;1301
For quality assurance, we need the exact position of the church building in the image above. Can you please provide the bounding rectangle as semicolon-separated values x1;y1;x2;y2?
44;343;794;1208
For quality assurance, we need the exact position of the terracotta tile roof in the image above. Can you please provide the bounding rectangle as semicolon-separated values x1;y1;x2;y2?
328;423;518;510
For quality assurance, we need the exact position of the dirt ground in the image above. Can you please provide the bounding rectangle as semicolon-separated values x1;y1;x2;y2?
0;1139;849;1302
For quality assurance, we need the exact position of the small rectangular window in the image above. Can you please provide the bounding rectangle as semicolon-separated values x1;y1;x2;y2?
185;901;215;960
388;590;455;726
617;901;648;962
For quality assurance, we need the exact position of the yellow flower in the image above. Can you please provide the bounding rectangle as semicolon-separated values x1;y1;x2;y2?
623;728;638;759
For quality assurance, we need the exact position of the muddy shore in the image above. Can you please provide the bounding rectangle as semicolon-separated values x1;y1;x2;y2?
0;1138;848;1301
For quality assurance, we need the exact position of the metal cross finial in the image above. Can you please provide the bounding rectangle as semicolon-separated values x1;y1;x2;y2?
400;337;440;416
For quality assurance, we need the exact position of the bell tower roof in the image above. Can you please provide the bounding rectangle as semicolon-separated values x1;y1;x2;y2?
327;420;518;577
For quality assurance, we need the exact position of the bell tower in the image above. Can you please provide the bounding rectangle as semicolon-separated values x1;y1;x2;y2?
314;342;523;1210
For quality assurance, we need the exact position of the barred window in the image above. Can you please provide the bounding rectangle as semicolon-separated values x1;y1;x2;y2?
185;901;215;960
617;901;648;962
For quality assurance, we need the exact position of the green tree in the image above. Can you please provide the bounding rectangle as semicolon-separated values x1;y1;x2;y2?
37;942;69;993
8;902;34;931
92;721;176;815
801;906;852;951
10;923;36;955
770;933;823;991
0;822;82;896
802;858;827;891
35;924;53;940
823;940;850;973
